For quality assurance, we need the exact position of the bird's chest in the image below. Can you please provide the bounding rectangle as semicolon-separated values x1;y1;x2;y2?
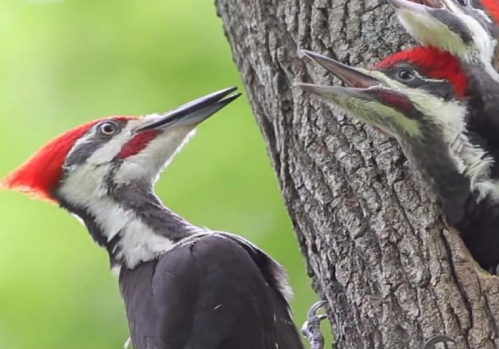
119;260;160;349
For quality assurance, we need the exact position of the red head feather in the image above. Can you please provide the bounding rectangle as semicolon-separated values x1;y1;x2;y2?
374;46;468;98
1;116;137;202
481;0;499;25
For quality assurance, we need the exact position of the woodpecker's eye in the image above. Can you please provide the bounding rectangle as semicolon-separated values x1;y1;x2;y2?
457;0;469;6
99;122;119;136
397;69;415;81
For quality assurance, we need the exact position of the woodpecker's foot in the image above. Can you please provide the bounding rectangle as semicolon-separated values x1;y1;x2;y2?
421;335;455;349
301;300;328;349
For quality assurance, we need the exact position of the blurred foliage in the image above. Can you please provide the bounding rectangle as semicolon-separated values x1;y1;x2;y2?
0;0;326;348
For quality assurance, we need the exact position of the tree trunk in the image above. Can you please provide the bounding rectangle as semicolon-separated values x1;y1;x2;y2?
215;1;499;349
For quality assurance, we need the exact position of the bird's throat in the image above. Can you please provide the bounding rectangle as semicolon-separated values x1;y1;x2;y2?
55;185;200;270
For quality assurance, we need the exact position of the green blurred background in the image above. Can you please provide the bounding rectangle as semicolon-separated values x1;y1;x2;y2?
0;0;322;348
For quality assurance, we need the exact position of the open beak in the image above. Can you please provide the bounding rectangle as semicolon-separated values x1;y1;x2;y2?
296;83;376;102
297;51;422;137
297;50;382;100
295;51;420;136
301;50;380;88
138;87;241;131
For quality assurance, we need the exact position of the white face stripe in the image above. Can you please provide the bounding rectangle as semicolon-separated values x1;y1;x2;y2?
442;5;499;79
87;120;142;165
372;70;497;197
458;11;496;64
341;67;497;200
325;88;422;137
396;1;496;67
411;92;494;184
113;127;196;185
390;5;499;200
64;119;140;172
59;115;199;269
413;70;445;83
397;11;472;57
59;163;174;269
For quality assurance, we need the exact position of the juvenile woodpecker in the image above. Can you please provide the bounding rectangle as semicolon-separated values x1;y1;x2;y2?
1;87;304;349
388;0;499;59
388;0;499;148
298;48;499;271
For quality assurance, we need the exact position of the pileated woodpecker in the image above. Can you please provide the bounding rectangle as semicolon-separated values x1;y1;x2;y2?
1;87;304;349
387;0;499;59
387;0;499;149
297;48;499;272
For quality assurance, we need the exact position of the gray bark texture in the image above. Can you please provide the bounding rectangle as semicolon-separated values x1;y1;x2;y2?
215;1;499;349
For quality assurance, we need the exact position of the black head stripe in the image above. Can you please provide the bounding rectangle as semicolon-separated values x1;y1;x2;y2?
65;138;107;168
64;118;130;168
379;64;456;100
467;0;484;9
461;1;498;39
431;9;474;45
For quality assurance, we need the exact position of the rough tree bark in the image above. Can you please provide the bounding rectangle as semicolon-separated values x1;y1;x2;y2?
216;1;499;349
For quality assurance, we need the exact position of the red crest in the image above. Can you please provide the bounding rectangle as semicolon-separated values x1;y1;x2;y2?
1;116;137;202
375;46;468;98
481;0;499;25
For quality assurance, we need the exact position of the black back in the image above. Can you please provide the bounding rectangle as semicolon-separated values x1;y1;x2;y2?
119;233;304;349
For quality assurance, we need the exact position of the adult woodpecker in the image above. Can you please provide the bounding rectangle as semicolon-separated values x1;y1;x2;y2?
297;48;499;271
387;0;499;148
1;87;304;349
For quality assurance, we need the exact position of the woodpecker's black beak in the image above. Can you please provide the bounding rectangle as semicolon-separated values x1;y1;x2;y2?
296;51;422;137
301;50;380;88
297;50;382;100
138;87;241;131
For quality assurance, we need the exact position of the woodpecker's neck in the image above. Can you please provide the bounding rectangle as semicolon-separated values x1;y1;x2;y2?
55;183;202;270
465;60;499;103
396;102;499;223
398;132;472;223
463;62;499;148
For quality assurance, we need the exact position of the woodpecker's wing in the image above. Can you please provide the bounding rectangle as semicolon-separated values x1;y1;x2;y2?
121;233;300;349
219;233;305;349
153;233;278;349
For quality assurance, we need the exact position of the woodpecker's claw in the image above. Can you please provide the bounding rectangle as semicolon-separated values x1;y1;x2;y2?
421;335;455;349
301;300;328;349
